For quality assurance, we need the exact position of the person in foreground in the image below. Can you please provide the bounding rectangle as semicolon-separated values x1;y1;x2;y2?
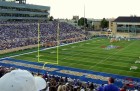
104;77;120;91
0;69;46;91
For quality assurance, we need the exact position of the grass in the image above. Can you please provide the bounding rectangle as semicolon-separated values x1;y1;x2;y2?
1;38;140;78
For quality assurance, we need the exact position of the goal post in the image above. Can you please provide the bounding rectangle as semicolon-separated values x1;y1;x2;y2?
37;22;60;68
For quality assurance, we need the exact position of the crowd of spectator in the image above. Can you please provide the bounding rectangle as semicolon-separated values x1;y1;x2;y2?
40;72;98;91
0;66;15;77
0;20;86;50
0;66;98;91
0;66;140;91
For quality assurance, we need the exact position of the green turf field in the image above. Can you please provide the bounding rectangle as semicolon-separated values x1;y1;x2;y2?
2;38;140;77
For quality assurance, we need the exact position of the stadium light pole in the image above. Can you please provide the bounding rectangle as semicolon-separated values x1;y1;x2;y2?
83;4;87;39
84;4;86;32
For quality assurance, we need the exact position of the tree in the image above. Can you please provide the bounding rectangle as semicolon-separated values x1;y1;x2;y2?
74;20;77;23
100;18;109;29
78;17;87;26
49;16;53;21
92;25;95;30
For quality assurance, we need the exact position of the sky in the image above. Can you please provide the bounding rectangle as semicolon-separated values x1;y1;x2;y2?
27;0;140;19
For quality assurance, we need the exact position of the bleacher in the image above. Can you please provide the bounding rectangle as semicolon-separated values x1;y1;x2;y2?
0;20;86;52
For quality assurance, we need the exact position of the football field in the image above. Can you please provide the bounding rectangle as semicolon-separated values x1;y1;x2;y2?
1;38;140;77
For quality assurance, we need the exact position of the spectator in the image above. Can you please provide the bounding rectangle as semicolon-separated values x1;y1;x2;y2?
97;84;106;91
104;77;120;91
0;69;46;91
89;82;95;90
120;84;127;91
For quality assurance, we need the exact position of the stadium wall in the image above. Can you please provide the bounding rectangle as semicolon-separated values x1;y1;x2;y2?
0;44;39;54
115;33;140;38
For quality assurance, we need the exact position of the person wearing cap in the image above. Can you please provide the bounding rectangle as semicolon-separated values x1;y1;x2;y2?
0;69;47;91
104;77;120;91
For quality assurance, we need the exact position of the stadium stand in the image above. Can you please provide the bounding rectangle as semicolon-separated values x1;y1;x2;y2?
0;66;140;91
0;20;86;53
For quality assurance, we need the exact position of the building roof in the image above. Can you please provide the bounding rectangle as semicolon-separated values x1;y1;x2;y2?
0;1;50;10
114;16;140;22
